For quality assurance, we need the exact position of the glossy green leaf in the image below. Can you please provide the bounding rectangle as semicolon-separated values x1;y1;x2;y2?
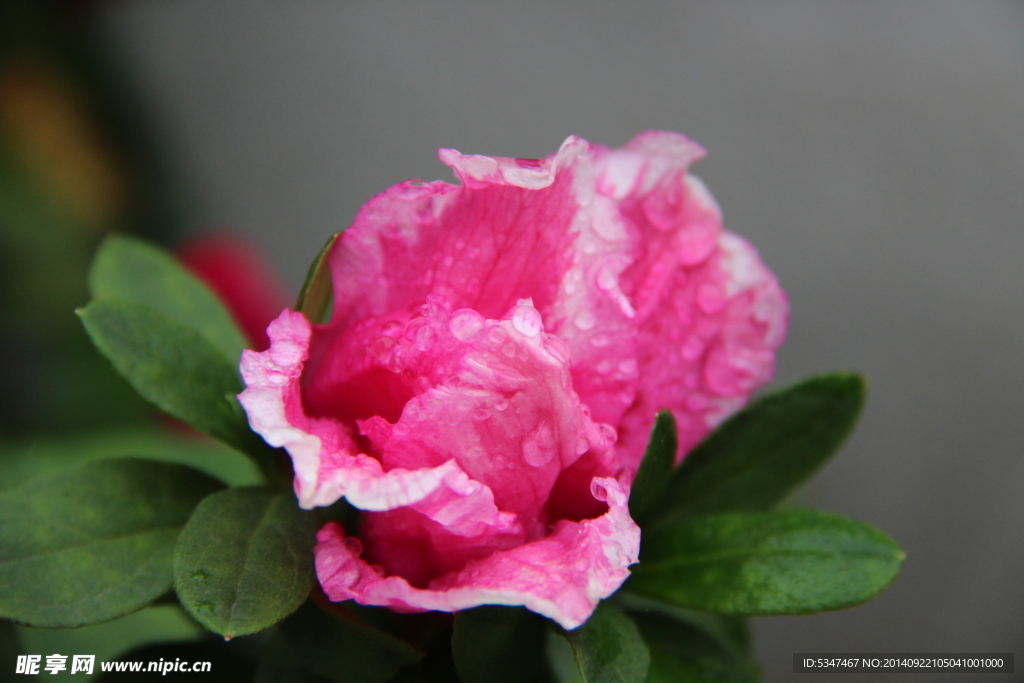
634;612;761;683
627;510;904;615
452;606;555;683
89;234;249;364
659;373;866;523
77;299;263;456
173;487;318;638
562;603;649;683
0;458;223;627
628;411;678;527
273;601;424;683
296;232;340;324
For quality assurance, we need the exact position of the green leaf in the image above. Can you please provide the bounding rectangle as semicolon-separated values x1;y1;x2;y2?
77;299;262;456
0;427;263;493
0;458;224;627
562;603;650;683
452;606;556;683
628;411;678;527
633;612;761;683
89;234;249;364
296;232;340;324
173;487;318;638
627;510;904;615
659;373;866;523
16;605;204;671
273;601;424;683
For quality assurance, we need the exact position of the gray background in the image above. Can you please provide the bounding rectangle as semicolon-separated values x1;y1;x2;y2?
102;2;1024;680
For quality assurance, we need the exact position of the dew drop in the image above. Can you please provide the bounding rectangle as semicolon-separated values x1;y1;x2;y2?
372;337;395;360
596;268;617;292
618;359;638;375
381;320;402;337
523;424;557;467
596;359;612;375
512;305;543;337
343;537;363;557
449;309;484;340
574;310;596;331
591;333;611;348
494;397;509;412
576;438;590;455
473;404;492;421
598;423;618;444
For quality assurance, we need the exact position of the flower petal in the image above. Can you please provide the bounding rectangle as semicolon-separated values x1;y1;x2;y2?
326;136;592;331
595;132;789;469
314;477;639;630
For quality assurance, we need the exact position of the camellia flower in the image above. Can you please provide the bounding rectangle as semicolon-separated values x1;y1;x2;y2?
238;132;787;629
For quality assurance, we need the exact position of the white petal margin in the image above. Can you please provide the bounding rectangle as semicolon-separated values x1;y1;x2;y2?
238;308;517;540
313;477;640;630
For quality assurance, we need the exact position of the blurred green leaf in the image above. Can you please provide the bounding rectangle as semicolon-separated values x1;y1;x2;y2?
658;373;866;523
633;611;761;683
0;619;22;683
296;232;339;324
0;428;262;493
0;458;223;627
628;411;678;527
561;603;649;683
452;606;555;683
612;592;752;658
271;601;424;683
173;487;317;638
77;299;264;458
16;605;204;681
627;510;904;615
89;235;248;364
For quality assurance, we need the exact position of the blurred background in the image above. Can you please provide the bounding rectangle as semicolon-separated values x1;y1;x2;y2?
2;1;1022;681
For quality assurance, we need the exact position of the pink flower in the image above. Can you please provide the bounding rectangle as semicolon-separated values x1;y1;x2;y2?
238;132;787;629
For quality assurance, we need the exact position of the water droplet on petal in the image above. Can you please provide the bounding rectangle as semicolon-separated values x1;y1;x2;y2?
343;537;363;557
618;359;638;375
591;333;611;348
574;310;596;331
576;438;590;455
512;305;543;337
494;397;509;412
523;423;557;467
598;423;618;444
473;404;492;421
449;309;485;340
